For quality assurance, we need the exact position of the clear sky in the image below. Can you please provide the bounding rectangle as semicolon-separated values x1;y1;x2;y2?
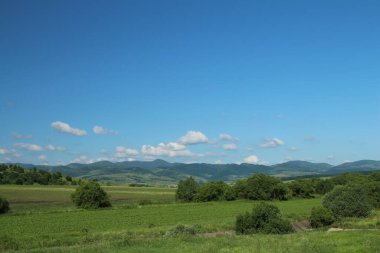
1;0;379;165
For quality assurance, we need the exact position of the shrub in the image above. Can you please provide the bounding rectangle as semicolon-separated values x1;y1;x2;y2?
309;206;335;228
175;177;199;202
138;199;152;206
288;180;314;198
244;174;289;200
235;202;293;234
165;224;197;237
364;181;380;208
0;197;10;214
315;179;335;195
195;181;235;202
71;181;111;209
323;185;372;218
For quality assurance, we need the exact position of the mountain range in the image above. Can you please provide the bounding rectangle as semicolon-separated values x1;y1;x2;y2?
5;159;380;185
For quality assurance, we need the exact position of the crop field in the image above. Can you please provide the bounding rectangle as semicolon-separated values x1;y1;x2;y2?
0;185;176;213
0;185;379;253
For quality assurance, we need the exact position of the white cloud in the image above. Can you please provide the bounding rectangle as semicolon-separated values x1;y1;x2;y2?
38;155;48;162
115;146;139;158
179;131;208;145
51;121;87;136
11;133;32;139
288;146;297;151
219;133;239;142
14;143;43;151
70;155;93;164
258;138;284;148
141;142;193;157
0;147;9;155
45;145;65;151
93;125;117;135
222;143;237;150
99;149;109;154
214;160;223;164
327;155;335;160
243;155;259;164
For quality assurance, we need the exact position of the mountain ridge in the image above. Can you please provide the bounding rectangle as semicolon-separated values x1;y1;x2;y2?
3;159;380;185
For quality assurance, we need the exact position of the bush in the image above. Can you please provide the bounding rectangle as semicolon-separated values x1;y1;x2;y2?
165;224;198;237
235;202;293;234
288;180;314;198
175;177;199;202
309;206;335;228
364;181;380;208
138;199;152;206
323;185;372;218
238;174;290;201
195;181;235;202
71;181;111;209
0;197;10;214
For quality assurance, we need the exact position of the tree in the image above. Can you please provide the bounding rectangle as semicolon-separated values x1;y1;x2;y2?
309;206;335;228
71;181;111;209
175;177;199;202
235;202;293;234
288;180;314;198
363;181;380;208
323;185;372;218
195;181;235;202
0;197;10;214
244;174;289;200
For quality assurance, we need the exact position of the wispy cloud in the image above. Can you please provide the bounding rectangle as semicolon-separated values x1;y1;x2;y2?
258;138;284;148
141;142;193;157
51;121;87;136
11;132;32;139
14;143;43;151
93;125;117;135
222;143;237;150
243;155;259;164
219;133;239;142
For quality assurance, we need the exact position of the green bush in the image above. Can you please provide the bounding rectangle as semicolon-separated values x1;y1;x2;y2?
364;181;380;208
288;180;314;198
175;177;199;202
309;206;335;228
235;202;294;234
236;174;290;201
71;181;111;209
195;181;235;201
0;197;10;214
165;224;198;237
323;185;372;218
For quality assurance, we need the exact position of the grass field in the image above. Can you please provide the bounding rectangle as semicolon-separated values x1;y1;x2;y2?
0;184;379;253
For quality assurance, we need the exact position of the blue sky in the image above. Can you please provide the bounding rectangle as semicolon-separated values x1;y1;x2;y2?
1;0;379;165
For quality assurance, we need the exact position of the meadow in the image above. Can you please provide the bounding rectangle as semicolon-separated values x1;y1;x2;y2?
0;185;379;253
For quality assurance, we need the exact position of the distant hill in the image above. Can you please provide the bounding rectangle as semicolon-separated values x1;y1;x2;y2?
327;160;380;174
4;159;380;185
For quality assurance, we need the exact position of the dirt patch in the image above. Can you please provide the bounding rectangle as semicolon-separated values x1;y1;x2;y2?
292;220;311;232
201;230;236;238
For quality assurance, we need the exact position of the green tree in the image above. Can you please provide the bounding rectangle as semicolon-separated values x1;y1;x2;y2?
235;202;293;234
71;181;111;209
309;206;335;228
195;181;235;202
323;185;372;218
0;197;10;214
175;177;199;202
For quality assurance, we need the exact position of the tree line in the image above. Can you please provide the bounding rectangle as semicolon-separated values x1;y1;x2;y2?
175;172;380;208
0;164;79;185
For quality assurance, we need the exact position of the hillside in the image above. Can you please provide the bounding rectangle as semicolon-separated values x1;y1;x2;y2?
4;159;380;185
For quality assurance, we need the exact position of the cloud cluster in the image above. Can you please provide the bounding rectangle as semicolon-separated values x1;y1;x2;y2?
93;125;117;135
141;142;193;157
11;133;32;139
0;147;9;155
179;131;208;145
258;138;284;148
51;121;87;136
115;146;139;158
14;143;43;151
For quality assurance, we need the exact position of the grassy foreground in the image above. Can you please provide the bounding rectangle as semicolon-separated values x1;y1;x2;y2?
0;184;379;253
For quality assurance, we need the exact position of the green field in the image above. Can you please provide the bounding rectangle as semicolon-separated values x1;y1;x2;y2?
0;185;379;253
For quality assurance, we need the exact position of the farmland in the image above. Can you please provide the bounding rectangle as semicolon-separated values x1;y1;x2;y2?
0;184;379;252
